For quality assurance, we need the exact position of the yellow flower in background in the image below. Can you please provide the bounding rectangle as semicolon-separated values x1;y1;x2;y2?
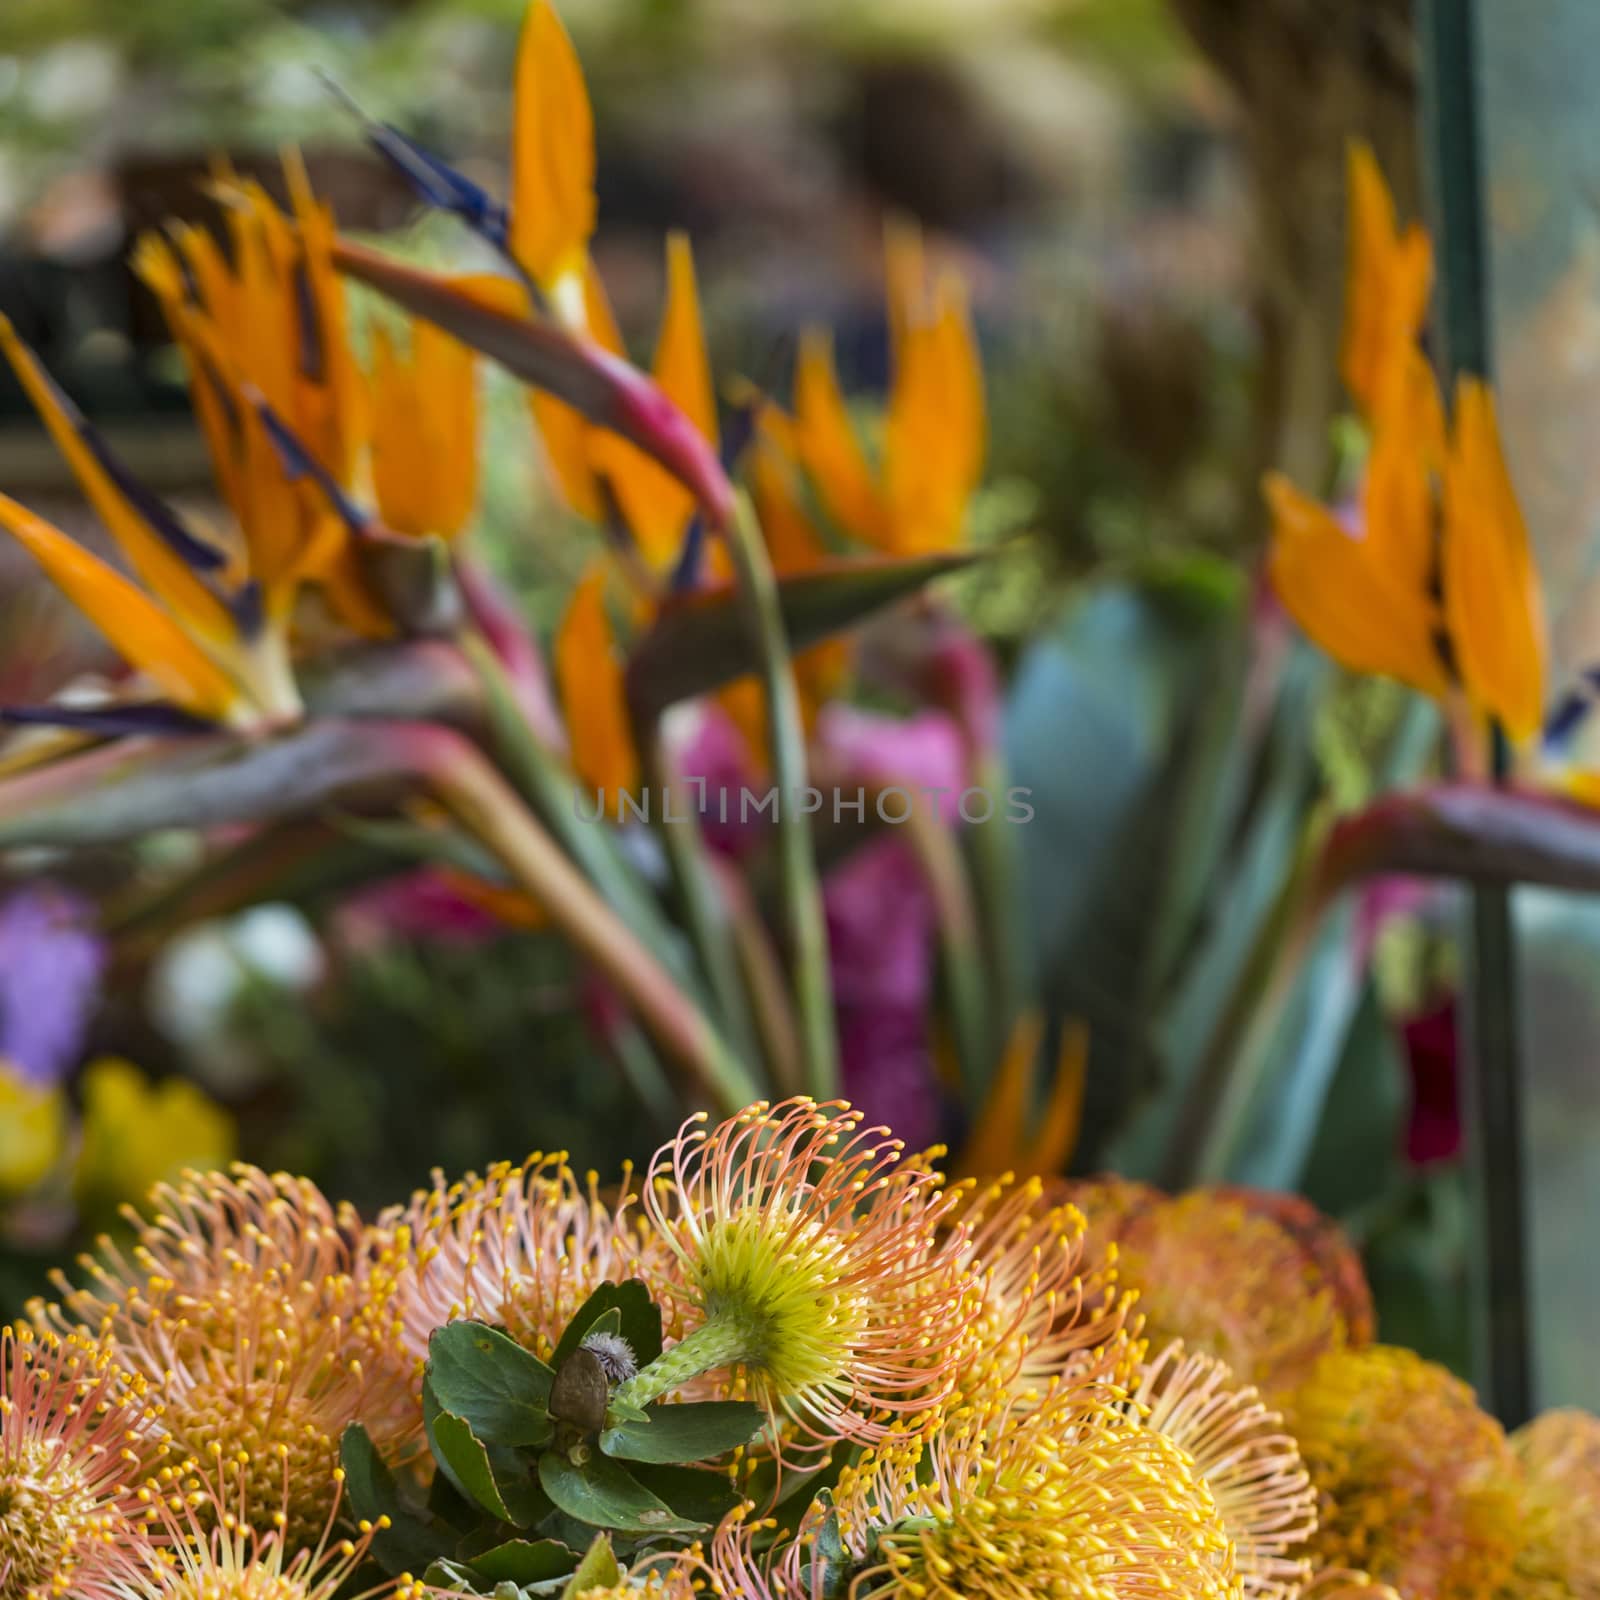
1265;147;1548;749
0;1059;68;1197
1286;1345;1523;1599
1508;1408;1600;1598
795;222;986;556
73;1057;235;1219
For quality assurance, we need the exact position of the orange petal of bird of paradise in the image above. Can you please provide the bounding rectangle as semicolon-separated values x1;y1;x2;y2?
509;0;596;295
597;232;719;575
529;258;626;520
0;318;236;652
0;493;241;720
953;1011;1088;1181
555;562;640;808
1265;472;1452;700
1341;141;1434;422
370;314;481;541
881;222;985;555
1443;378;1548;744
793;327;889;548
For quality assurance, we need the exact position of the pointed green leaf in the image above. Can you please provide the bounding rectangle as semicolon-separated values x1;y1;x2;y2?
561;1535;622;1600
427;1321;555;1448
470;1539;580;1587
599;1401;763;1464
626;1461;742;1526
624;551;980;723
536;1450;703;1534
550;1281;662;1372
424;1393;547;1529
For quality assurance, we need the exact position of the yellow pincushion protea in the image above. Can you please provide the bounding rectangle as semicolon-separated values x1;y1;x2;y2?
1508;1408;1600;1599
35;1167;414;1554
762;1379;1240;1600
942;1177;1136;1410
1127;1345;1316;1600
0;1326;161;1600
617;1100;976;1455
357;1153;681;1380
1285;1345;1522;1600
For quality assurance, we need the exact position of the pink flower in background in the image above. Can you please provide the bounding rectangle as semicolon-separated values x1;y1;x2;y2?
671;704;763;857
824;836;942;1150
0;883;106;1087
336;869;505;950
816;705;967;822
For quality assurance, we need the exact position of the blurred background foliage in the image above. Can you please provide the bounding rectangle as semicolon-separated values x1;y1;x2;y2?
0;0;1503;1391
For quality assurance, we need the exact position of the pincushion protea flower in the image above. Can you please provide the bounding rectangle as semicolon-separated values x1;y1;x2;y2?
943;1177;1135;1409
358;1154;680;1378
1299;1574;1403;1600
1112;1189;1354;1397
35;1166;414;1554
1285;1345;1522;1599
0;1326;160;1600
1507;1408;1600;1598
742;1379;1239;1600
103;1455;410;1600
1125;1344;1316;1600
614;1100;975;1453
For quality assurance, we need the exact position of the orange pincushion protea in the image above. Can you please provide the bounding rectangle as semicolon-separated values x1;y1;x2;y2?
0;1326;160;1600
1508;1408;1600;1599
1112;1190;1355;1397
358;1154;680;1381
1285;1345;1522;1600
1126;1344;1316;1600
35;1166;414;1554
616;1100;976;1453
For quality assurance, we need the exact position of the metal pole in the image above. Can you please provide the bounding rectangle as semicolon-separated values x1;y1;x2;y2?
1419;0;1534;1428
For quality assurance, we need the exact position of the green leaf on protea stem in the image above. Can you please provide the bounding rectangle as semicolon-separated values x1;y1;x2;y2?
427;1322;556;1449
600;1401;764;1464
537;1451;703;1534
424;1391;547;1528
561;1535;622;1600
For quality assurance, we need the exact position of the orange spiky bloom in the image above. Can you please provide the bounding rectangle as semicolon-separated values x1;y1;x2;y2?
1265;146;1548;749
358;1153;680;1380
794;222;985;557
1508;1408;1600;1599
1126;1344;1316;1600
766;1379;1239;1600
0;1326;161;1600
1112;1190;1353;1398
1213;1189;1375;1347
1285;1345;1522;1599
942;1177;1135;1410
103;1453;410;1600
614;1100;976;1453
35;1167;414;1554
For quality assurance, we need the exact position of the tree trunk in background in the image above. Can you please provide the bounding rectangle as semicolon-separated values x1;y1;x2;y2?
1171;0;1419;507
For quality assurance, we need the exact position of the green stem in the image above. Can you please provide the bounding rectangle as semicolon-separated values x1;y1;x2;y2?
422;728;759;1113
610;1316;752;1410
720;491;838;1100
